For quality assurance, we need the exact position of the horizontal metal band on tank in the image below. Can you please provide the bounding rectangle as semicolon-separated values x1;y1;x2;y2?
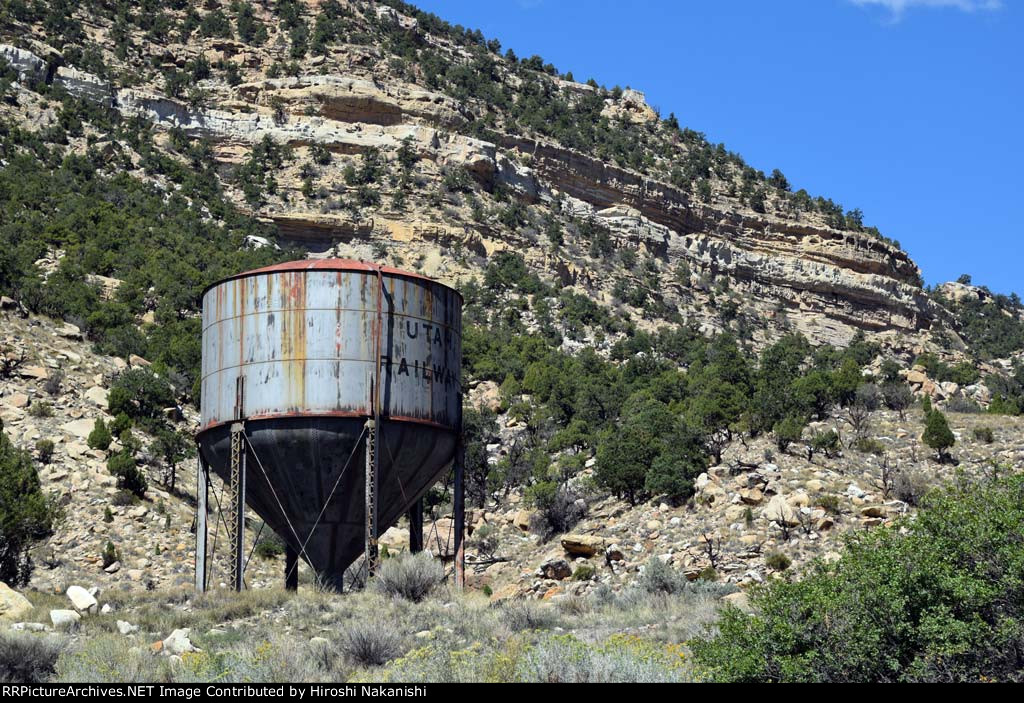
200;307;462;335
199;357;463;383
197;411;460;435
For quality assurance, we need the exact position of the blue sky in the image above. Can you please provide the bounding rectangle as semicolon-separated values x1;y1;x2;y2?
413;0;1022;295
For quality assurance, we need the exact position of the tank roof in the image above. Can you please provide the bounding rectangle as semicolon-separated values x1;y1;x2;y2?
203;258;459;297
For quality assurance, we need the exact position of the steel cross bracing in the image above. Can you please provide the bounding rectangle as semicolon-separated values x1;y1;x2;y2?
226;422;246;591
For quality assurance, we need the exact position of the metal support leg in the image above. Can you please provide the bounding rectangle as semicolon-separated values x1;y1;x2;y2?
408;498;423;554
195;453;208;593
227;422;247;592
364;419;378;577
285;544;298;591
454;438;465;589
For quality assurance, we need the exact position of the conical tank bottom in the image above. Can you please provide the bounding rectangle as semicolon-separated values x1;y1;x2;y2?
198;416;456;589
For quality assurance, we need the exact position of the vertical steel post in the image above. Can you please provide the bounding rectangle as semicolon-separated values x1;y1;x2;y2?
453;439;466;589
195;453;208;593
227;422;246;592
408;498;424;554
364;419;378;577
285;544;298;591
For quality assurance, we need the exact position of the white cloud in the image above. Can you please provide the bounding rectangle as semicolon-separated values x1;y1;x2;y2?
850;0;1002;18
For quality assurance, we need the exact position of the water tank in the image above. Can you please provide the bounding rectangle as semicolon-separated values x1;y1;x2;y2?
196;259;462;588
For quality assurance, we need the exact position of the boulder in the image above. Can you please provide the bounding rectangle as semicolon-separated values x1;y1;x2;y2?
539;557;572;580
512;509;532;531
2;393;29;409
488;583;526;602
472;380;502;413
66;585;98;613
161;628;200;656
50;609;81;630
84;387;109;409
55;323;83;340
764;495;799;527
860;505;886;518
116;620;138;635
60;419;96;440
0;582;32;621
721;591;753;613
739;488;764;505
605;544;626;562
788;491;811;508
560;534;605;557
906;369;928;385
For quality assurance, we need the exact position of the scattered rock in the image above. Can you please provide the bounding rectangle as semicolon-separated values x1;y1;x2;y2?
19;366;49;380
739;488;764;505
116;620;138;635
512;509;532;531
763;495;799;527
160;628;200;656
488;583;525;602
2;393;29;409
561;534;605;557
84;387;109;409
60;419;96;440
539;557;572;580
0;582;33;621
721;591;753;613
66;585;98;613
50;609;81;630
605;544;625;562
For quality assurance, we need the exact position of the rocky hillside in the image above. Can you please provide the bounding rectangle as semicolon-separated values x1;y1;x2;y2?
2;0;1024;607
0;0;953;354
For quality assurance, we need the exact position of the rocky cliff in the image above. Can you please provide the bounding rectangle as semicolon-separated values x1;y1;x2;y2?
0;1;949;353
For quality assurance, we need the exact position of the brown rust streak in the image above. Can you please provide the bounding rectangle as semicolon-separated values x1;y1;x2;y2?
281;272;308;414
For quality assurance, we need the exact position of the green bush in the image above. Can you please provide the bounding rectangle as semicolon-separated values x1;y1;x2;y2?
102;540;118;569
765;551;791;571
35;439;54;464
637;558;688;596
692;473;1024;682
28;402;53;418
87;418;112;451
922;409;955;461
500;600;557;632
972;426;994;444
853;437;885;455
0;421;56;585
106;451;146;497
254;530;285;559
773;415;805;453
893;470;930;507
572;564;596;581
107;368;175;430
813;493;841;515
339;620;403;667
0;631;65;683
109;413;133;437
373;552;443;602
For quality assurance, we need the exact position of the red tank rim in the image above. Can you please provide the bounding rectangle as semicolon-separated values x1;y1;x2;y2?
201;258;462;299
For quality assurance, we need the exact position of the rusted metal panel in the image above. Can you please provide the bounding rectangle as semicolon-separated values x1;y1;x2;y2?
200;261;462;433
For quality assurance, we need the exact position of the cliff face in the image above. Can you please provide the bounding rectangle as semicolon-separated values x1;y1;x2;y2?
0;1;944;352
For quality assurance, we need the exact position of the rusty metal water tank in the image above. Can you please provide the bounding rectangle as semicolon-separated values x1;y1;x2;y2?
196;259;462;588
